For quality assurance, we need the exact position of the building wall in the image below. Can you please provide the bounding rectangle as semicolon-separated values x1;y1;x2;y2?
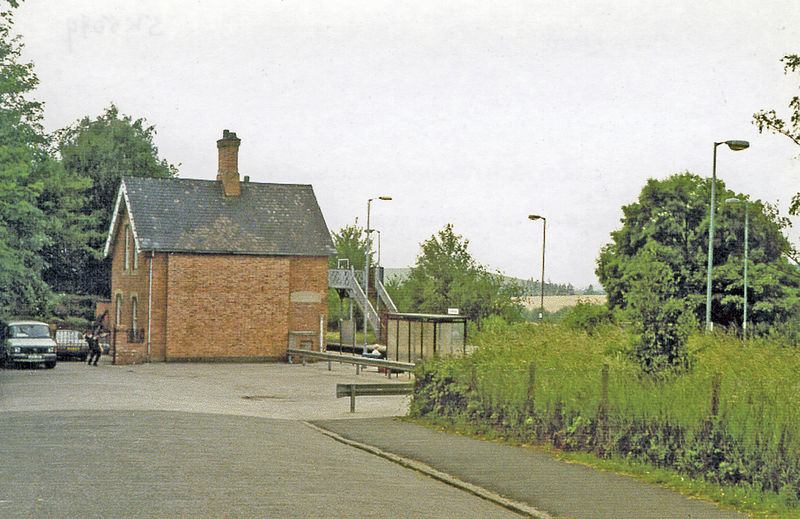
163;254;329;361
109;212;151;364
147;253;169;361
288;256;328;350
110;209;330;363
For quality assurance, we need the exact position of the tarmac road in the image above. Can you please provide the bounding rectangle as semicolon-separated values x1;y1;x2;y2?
0;361;520;518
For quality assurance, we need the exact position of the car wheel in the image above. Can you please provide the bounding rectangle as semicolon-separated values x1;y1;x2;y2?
44;361;56;369
80;354;88;362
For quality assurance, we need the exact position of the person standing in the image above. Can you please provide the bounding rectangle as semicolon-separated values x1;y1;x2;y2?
86;332;101;366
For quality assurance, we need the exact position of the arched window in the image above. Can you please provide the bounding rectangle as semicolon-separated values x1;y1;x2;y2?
115;293;123;326
131;295;138;330
124;225;131;270
132;234;138;270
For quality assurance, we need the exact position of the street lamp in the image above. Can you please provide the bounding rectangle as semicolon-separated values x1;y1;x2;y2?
364;196;392;352
368;228;382;319
528;214;546;320
705;140;749;333
726;198;749;341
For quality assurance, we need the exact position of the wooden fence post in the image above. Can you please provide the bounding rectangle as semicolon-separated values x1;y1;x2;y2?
598;362;609;445
710;372;721;419
526;361;536;416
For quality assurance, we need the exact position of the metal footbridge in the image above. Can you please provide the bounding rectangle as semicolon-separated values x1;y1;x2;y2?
328;268;397;334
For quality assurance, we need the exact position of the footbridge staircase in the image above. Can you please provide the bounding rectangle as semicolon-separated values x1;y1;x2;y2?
328;268;397;335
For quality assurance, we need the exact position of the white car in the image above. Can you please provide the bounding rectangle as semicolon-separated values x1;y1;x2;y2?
1;320;57;369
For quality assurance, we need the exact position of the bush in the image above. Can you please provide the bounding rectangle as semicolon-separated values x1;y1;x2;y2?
50;293;97;322
561;301;613;335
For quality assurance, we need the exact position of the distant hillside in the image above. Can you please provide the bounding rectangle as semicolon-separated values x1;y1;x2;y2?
381;267;603;295
519;295;607;313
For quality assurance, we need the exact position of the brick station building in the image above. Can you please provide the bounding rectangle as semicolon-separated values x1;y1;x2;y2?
103;130;336;364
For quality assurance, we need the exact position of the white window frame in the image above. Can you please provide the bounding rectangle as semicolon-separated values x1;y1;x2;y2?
131;295;138;330
124;225;131;271
115;293;122;326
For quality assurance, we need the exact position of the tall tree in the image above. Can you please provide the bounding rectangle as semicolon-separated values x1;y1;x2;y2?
327;221;373;328
328;220;371;270
0;8;51;316
405;224;522;324
753;54;800;214
51;104;178;295
596;172;800;331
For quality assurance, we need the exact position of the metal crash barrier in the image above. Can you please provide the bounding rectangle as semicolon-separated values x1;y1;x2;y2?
286;348;415;377
336;382;415;413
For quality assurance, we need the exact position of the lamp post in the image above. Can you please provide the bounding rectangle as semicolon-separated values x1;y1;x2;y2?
726;198;749;341
364;196;391;352
528;214;546;320
705;140;749;333
368;228;382;320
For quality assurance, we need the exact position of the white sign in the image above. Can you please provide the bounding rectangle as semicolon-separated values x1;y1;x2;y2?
447;308;459;315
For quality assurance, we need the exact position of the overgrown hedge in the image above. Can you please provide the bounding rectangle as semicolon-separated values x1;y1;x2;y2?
410;318;800;505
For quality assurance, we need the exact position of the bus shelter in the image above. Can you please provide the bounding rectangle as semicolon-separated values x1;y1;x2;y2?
385;313;468;363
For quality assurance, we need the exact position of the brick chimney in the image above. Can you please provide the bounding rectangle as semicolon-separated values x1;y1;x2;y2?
217;129;241;196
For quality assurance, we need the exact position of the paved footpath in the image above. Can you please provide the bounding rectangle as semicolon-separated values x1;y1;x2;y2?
314;417;748;519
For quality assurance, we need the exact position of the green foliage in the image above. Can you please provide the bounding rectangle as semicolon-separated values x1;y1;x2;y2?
753;54;800;153
404;224;523;324
597;172;799;335
623;249;696;372
561;300;613;335
518;279;579;296
0;9;51;316
328;220;371;270
52;104;178;295
383;274;412;312
327;221;374;328
411;320;800;512
753;54;800;288
48;293;98;330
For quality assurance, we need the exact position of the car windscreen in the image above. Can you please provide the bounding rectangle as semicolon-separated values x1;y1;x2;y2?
9;324;51;338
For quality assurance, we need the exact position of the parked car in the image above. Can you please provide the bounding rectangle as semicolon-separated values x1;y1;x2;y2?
1;320;57;369
55;329;89;361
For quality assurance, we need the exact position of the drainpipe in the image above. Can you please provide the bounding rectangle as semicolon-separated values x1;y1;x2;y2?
147;250;153;361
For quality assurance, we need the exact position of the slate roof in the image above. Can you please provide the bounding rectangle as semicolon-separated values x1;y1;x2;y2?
106;176;336;256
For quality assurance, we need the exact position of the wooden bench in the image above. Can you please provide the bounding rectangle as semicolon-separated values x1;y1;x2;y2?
336;382;414;413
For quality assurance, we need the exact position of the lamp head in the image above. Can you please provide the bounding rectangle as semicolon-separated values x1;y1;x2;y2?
528;214;543;221
725;198;742;204
379;196;392;201
724;140;749;151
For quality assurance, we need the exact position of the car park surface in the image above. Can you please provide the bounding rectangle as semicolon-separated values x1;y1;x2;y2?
0;362;521;518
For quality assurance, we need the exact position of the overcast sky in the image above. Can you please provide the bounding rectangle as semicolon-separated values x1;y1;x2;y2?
12;1;800;288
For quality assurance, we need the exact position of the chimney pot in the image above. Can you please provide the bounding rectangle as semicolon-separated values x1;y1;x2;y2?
217;130;241;196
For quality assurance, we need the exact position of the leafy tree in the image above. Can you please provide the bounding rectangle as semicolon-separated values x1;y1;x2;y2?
596;172;799;332
328;220;371;270
405;224;522;324
521;279;577;296
52;104;178;295
561;299;613;335
623;248;696;372
753;54;800;213
0;8;51;316
327;221;373;329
